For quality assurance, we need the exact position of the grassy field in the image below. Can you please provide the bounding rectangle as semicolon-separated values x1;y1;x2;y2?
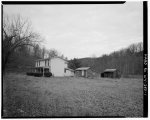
3;73;143;117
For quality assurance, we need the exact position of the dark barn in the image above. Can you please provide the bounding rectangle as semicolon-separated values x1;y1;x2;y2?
101;69;121;78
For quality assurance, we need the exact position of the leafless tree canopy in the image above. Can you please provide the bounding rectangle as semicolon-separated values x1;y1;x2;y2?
3;14;41;71
48;49;59;58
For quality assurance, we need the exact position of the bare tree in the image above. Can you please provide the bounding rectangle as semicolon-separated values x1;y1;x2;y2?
60;54;64;59
42;47;46;59
33;44;42;58
137;42;143;52
48;49;59;58
3;14;41;71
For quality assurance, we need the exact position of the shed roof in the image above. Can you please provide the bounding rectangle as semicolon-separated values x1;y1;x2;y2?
76;67;90;70
104;69;117;72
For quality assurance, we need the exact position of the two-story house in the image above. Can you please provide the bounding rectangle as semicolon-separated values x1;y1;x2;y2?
35;57;74;77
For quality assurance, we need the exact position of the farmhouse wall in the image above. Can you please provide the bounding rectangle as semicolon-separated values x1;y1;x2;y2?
51;58;68;76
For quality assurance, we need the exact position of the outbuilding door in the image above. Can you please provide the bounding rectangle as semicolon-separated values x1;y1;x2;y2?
81;70;86;77
84;70;86;77
82;70;84;76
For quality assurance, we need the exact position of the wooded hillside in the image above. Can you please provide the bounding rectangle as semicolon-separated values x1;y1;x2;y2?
5;42;143;76
77;42;143;75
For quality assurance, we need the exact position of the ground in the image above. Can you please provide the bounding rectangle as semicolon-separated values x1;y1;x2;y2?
3;73;143;117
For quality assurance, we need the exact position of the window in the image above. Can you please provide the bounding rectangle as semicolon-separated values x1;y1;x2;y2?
64;68;66;73
45;60;46;66
39;61;40;66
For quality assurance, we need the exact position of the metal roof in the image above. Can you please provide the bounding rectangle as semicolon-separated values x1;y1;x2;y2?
104;69;117;72
76;67;90;70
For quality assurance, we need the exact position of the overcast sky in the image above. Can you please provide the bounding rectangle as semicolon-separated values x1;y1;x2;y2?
4;2;143;59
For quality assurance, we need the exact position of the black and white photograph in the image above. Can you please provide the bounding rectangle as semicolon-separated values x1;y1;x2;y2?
2;1;147;118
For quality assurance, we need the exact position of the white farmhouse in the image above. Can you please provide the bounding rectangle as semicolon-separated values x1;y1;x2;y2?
35;57;74;77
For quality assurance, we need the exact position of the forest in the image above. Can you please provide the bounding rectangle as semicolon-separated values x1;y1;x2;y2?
76;42;143;76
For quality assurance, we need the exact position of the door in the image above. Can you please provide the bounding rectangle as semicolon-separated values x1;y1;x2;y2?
84;70;86;77
82;70;84;76
81;70;86;77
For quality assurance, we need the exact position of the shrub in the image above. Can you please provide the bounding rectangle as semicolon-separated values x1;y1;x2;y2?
34;73;43;77
27;72;52;77
26;72;35;76
44;72;52;77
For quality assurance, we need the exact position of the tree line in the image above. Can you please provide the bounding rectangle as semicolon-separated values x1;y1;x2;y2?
71;42;143;76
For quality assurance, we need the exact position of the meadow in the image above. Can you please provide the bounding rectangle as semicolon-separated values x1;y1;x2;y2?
3;73;143;117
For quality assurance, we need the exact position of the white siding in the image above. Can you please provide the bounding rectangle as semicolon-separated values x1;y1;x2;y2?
35;57;69;77
51;58;67;76
39;60;45;67
35;61;37;67
82;70;84;76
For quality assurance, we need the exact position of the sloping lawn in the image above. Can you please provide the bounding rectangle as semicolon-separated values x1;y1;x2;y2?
3;73;143;117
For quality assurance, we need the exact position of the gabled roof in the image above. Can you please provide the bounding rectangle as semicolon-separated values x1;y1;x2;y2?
76;67;90;70
35;56;68;62
104;69;117;72
52;56;68;62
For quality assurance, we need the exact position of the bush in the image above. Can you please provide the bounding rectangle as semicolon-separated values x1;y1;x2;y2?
44;72;52;77
26;72;35;76
34;73;43;77
26;72;52;77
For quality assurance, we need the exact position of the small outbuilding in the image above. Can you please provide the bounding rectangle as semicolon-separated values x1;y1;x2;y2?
75;67;90;77
75;67;99;78
101;69;121;78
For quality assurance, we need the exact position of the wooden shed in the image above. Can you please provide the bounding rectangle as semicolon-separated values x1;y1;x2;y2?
75;67;99;78
101;69;121;78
